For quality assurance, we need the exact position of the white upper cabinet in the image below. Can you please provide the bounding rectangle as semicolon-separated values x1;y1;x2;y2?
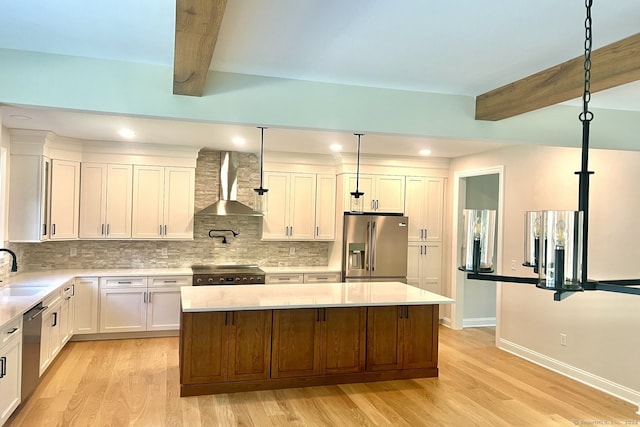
405;176;444;242
343;174;405;213
9;154;51;242
132;166;195;239
262;172;316;240
50;159;81;240
315;174;336;240
79;163;133;239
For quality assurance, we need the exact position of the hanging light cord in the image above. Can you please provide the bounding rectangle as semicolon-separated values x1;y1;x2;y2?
576;0;594;285
254;126;268;195
351;133;364;197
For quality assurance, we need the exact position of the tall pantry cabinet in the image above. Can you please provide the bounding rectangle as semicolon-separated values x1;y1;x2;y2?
405;176;445;295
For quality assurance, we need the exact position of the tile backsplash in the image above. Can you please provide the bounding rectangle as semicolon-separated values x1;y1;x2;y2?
1;150;331;280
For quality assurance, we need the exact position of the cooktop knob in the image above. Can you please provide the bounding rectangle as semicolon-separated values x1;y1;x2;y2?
196;278;203;285
207;277;214;283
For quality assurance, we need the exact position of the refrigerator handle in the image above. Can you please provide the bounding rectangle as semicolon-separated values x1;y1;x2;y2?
365;221;370;272
371;221;377;272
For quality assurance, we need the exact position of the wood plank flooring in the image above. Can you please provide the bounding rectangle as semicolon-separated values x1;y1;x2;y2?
6;327;637;426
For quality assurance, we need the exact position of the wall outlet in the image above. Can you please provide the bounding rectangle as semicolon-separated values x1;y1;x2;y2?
560;333;567;346
161;247;168;256
70;247;77;257
289;247;296;255
511;260;517;270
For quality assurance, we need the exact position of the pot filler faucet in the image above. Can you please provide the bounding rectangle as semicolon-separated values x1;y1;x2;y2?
0;248;18;272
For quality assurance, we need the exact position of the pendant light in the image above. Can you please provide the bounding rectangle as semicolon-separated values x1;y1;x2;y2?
350;133;365;213
253;126;269;213
465;0;640;300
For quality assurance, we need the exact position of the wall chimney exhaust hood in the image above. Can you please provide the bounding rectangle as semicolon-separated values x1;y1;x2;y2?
197;152;263;216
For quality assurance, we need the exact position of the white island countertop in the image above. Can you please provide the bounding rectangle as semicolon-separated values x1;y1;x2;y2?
181;282;454;312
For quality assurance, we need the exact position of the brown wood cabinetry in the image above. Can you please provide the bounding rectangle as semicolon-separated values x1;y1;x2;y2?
271;307;366;379
180;310;272;385
180;304;438;396
366;305;438;372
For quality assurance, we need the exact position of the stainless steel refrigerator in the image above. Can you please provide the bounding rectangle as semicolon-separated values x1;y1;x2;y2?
342;212;409;282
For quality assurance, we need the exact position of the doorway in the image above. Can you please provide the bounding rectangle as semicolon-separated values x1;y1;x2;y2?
450;166;504;337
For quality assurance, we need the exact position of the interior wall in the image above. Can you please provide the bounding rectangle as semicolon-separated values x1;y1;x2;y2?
463;174;498;323
448;143;640;406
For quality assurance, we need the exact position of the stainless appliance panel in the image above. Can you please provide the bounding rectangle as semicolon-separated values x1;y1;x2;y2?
342;213;408;281
22;302;46;401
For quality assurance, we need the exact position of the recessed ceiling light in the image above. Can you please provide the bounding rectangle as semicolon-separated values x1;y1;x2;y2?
9;114;31;120
232;137;246;146
419;149;432;156
330;144;342;152
118;129;136;139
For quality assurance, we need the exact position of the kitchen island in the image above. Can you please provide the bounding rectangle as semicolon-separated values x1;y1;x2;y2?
179;282;454;396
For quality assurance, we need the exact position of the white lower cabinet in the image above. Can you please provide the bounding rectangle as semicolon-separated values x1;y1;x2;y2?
0;317;22;426
99;276;190;333
40;295;63;375
74;278;100;335
407;242;443;294
265;272;341;284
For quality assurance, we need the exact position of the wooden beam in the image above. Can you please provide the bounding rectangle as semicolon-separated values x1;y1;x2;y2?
173;0;228;96
476;33;640;121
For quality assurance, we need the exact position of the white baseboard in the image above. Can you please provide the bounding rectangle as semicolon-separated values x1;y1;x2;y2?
440;316;452;328
500;338;640;414
463;317;496;328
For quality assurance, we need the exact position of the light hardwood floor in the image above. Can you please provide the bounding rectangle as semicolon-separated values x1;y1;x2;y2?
6;327;637;426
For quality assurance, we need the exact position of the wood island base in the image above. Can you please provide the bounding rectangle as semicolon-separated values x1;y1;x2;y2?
179;304;441;397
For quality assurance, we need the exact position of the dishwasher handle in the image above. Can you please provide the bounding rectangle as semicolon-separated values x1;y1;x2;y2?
26;305;48;321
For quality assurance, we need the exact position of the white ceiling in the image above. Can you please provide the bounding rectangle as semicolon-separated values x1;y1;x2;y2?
1;1;639;157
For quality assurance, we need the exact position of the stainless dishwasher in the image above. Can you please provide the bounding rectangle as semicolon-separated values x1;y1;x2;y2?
21;302;47;401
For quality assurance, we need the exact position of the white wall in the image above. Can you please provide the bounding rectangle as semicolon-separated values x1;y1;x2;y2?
448;144;640;407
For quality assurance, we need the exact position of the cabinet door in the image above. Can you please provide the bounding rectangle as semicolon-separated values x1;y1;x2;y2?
79;163;107;238
147;287;181;331
405;177;427;241
40;302;62;375
374;175;405;213
0;335;22;425
99;288;147;333
50;159;80;239
423;178;444;241
343;174;374;213
163;167;195;239
228;310;272;381
365;306;403;372
59;294;72;345
289;173;316;240
322;307;366;375
105;164;133;239
403;305;438;369
74;278;99;335
262;172;290;240
315;174;336;240
271;309;322;378
422;243;443;294
132;165;164;239
180;311;229;384
406;243;423;289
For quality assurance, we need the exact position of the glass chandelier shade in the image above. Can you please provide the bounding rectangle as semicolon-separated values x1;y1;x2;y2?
523;211;542;270
459;209;496;273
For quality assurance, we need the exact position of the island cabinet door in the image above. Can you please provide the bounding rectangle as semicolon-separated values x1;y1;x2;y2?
228;310;273;381
402;305;438;369
365;306;404;371
271;309;322;378
180;311;229;384
321;307;366;375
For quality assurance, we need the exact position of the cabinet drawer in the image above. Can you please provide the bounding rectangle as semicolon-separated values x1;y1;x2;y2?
265;274;304;284
148;275;192;288
0;317;22;346
304;273;341;283
100;276;148;288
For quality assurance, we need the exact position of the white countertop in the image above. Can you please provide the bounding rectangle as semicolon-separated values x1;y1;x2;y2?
181;282;454;312
0;268;192;328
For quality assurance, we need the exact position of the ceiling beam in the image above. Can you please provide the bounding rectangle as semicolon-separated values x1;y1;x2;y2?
475;33;640;121
173;0;228;96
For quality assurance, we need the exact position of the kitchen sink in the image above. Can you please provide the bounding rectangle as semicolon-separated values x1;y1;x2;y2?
0;286;48;297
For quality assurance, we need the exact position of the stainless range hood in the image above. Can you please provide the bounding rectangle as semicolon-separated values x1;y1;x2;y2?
197;152;263;216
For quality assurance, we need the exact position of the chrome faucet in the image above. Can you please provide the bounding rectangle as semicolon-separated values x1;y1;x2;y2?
0;248;18;272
